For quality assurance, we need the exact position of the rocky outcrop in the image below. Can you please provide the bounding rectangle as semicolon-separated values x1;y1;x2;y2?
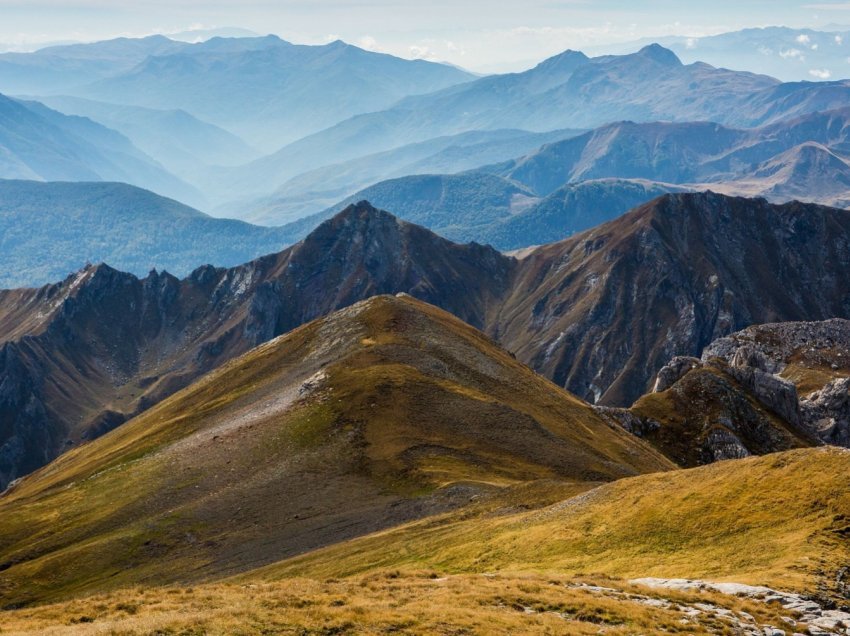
611;319;850;466
653;356;701;393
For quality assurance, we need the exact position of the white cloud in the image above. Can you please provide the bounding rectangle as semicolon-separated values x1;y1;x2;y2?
796;33;811;44
757;45;773;55
408;44;435;60
357;35;378;50
836;35;844;44
809;68;832;78
780;47;805;60
812;43;819;50
685;37;698;49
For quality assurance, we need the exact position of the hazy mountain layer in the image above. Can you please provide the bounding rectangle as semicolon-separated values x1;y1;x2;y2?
0;180;298;288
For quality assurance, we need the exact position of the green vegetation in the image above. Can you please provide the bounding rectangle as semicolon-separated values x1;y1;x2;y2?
0;180;297;288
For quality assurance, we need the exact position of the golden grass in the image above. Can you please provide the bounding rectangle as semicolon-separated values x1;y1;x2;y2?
258;447;850;595
0;571;807;635
0;296;673;608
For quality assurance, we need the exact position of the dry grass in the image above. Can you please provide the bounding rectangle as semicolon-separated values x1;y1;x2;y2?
260;447;850;596
0;296;672;608
0;571;807;635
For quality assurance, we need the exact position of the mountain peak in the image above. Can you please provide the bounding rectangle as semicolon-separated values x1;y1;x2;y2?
636;43;682;67
532;48;590;75
328;200;401;228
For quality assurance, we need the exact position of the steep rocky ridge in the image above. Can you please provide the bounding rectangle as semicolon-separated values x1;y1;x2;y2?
0;202;513;488
499;192;850;407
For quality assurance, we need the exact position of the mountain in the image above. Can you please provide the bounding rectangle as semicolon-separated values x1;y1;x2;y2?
485;109;850;206
0;294;671;606
308;173;539;243
603;27;850;82
78;36;475;151
226;128;582;224
287;177;688;251
3;194;850;488
0;180;299;288
0;202;513;489
0;94;203;206
34;95;259;178
711;141;850;207
487;179;692;249
0;35;188;94
500;192;850;406
226;45;786;197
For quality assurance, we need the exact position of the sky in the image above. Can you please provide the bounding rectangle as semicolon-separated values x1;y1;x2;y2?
2;0;850;71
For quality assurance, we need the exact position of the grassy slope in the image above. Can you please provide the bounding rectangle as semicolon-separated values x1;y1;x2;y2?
0;572;809;635
2;448;846;634
260;447;850;595
0;295;670;607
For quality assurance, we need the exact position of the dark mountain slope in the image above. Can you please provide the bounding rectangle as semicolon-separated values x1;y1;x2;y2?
499;192;850;406
0;295;672;606
3;194;850;487
0;180;299;288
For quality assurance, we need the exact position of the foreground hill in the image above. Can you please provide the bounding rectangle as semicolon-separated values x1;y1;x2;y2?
3;194;850;486
0;180;299;288
0;202;512;488
0;295;671;606
2;447;845;633
0;93;202;206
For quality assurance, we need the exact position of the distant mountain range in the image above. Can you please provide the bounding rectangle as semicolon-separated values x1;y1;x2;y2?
33;95;260;178
0;35;188;94
6;36;850;222
0;180;298;288
266;106;850;249
76;36;474;151
0;92;203;206
592;26;850;82
3;193;850;490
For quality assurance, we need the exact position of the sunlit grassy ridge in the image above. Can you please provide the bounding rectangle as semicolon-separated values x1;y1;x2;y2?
0;295;671;607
